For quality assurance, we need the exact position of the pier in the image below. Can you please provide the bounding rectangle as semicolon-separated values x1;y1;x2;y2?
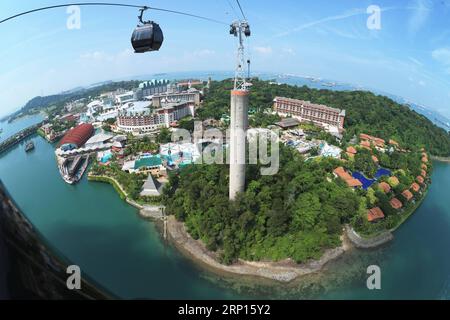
0;121;45;155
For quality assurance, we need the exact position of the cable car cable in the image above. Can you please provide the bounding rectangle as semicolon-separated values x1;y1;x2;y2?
0;2;228;26
225;0;240;20
235;0;247;20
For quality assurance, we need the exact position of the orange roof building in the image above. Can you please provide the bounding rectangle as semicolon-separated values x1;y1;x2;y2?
422;156;428;163
346;152;355;159
411;183;420;192
346;146;357;154
372;155;379;163
390;198;403;210
374;140;385;148
416;176;424;184
360;133;385;147
421;170;427;177
360;140;371;148
367;207;385;222
378;182;391;193
333;167;362;188
389;139;399;147
421;164;427;170
346;179;363;188
334;167;352;180
402;190;414;201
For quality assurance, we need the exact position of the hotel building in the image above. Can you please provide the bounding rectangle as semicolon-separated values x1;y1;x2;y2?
273;97;346;131
152;88;201;108
117;101;195;134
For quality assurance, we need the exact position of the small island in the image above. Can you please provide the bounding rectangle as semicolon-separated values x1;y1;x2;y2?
20;77;449;282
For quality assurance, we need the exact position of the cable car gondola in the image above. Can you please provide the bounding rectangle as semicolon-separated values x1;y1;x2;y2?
131;8;164;53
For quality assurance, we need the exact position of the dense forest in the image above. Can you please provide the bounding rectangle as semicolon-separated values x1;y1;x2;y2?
163;78;439;265
199;79;450;156
163;146;362;264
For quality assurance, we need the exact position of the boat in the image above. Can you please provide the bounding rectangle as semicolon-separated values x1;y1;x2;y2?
57;155;90;184
25;141;35;152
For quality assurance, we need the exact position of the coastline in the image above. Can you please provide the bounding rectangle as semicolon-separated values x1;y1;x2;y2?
87;174;164;219
431;155;450;163
88;173;429;283
166;215;351;283
345;225;393;249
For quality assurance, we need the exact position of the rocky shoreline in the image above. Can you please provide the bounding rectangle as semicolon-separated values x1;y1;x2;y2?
431;155;450;163
344;225;393;249
166;215;352;283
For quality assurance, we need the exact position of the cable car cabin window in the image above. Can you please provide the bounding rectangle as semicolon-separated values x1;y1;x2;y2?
134;28;151;41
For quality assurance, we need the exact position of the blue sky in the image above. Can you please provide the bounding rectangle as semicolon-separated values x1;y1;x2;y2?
1;0;450;118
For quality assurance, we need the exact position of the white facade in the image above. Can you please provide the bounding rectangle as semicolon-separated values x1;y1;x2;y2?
117;102;194;134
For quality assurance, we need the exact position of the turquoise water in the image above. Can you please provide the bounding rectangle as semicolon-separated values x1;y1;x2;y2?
0;115;449;299
352;168;392;190
0;114;44;143
100;151;113;164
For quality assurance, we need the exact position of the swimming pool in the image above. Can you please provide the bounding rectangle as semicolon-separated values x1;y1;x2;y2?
352;172;375;190
375;167;392;178
100;152;113;163
352;167;392;190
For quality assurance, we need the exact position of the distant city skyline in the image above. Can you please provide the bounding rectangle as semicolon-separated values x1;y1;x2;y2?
1;0;450;118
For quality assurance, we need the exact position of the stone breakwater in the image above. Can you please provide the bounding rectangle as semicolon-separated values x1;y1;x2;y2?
166;215;351;283
345;225;393;249
431;156;450;163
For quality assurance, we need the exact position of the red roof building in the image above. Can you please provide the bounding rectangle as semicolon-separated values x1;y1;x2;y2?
58;123;94;149
411;183;420;192
402;190;414;201
346;179;363;188
390;198;403;210
346;146;357;154
333;167;363;188
378;182;391;193
416;176;424;184
389;139;399;147
367;207;385;222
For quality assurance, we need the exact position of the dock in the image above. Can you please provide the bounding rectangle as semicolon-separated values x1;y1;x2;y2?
0;121;45;155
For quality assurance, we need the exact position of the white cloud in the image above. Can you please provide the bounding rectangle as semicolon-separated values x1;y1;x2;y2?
408;57;423;66
254;46;272;55
282;48;295;56
273;7;396;38
408;0;433;35
191;49;216;57
432;48;450;65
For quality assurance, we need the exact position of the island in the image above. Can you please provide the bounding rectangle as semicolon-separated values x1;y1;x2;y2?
13;77;450;282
